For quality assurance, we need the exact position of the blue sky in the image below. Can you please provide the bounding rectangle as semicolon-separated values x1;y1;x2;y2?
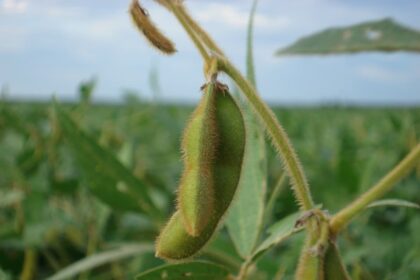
1;0;420;104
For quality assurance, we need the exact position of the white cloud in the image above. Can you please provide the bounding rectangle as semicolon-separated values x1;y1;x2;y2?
192;3;290;30
358;65;406;83
42;5;85;18
59;14;128;42
1;0;28;13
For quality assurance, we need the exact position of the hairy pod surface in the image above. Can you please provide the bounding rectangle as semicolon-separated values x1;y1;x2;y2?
178;82;218;236
295;235;324;280
156;82;246;260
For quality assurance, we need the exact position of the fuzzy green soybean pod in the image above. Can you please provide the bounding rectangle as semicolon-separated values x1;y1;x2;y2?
156;81;246;260
295;240;324;280
178;81;219;236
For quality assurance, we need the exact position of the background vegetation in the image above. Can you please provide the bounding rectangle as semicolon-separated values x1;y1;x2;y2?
1;1;420;279
0;80;418;279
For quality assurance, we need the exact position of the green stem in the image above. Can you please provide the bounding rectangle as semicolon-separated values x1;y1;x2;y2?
20;248;37;280
218;58;314;211
330;143;420;235
236;259;252;280
174;4;225;56
79;223;98;280
42;249;61;272
165;1;210;62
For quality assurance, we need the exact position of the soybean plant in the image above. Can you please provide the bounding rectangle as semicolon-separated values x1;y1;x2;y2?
130;0;420;279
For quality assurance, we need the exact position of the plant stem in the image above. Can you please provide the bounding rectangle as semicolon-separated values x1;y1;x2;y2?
330;143;420;235
20;248;37;280
174;4;225;56
236;259;252;280
165;1;210;62
218;58;314;211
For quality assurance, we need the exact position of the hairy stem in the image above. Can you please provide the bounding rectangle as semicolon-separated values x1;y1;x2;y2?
173;4;224;56
164;1;210;62
330;143;420;235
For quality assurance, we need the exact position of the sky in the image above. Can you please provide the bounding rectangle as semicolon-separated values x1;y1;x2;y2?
1;0;420;105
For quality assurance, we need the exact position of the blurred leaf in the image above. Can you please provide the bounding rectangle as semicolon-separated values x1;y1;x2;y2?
205;235;242;271
23;191;52;246
367;199;420;209
276;18;420;55
135;261;231;280
246;0;258;87
226;0;267;259
0;268;12;280
0;190;24;208
336;128;359;193
46;244;153;280
0;106;28;135
78;78;96;105
264;173;287;224
54;104;162;218
149;65;162;101
16;146;44;177
251;212;301;261
50;177;79;193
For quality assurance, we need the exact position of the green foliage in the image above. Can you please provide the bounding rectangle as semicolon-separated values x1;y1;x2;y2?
55;104;162;219
251;212;301;262
47;244;153;280
226;0;267;258
136;261;230;280
0;100;419;279
1;2;419;279
276;18;420;55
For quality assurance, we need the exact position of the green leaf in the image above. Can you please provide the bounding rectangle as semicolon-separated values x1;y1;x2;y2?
54;105;161;218
16;146;44;176
276;18;420;55
263;173;287;224
205;235;243;270
0;268;12;280
226;0;267;259
135;261;231;280
251;212;301;262
46;244;153;280
246;0;258;87
367;199;420;209
0;189;24;208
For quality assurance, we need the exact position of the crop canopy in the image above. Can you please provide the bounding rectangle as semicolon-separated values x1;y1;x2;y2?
276;18;420;55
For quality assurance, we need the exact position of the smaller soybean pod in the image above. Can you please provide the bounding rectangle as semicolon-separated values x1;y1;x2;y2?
156;81;245;260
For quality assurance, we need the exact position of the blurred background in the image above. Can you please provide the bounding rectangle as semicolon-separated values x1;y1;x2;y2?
1;0;420;104
0;0;419;279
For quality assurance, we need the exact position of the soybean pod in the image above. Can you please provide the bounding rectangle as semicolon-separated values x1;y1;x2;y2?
156;81;245;260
